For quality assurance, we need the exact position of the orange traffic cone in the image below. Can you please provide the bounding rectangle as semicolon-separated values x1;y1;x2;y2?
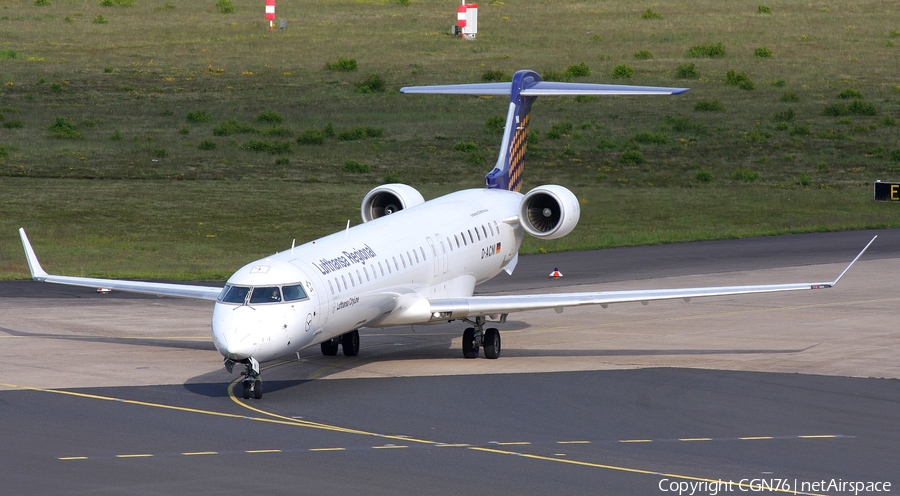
549;267;563;278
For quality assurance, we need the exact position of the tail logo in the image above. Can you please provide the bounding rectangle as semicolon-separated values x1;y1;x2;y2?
507;112;530;192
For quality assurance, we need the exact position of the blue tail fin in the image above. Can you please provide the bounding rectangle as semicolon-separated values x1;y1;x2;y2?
484;70;539;192
400;70;689;192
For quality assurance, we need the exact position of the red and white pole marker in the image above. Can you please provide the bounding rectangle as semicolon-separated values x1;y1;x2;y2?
265;0;276;30
456;4;467;38
549;267;563;278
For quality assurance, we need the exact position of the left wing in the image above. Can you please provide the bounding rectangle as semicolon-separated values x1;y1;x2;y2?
19;228;223;301
427;236;877;319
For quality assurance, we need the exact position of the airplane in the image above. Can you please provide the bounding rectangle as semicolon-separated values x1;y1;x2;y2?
19;69;876;399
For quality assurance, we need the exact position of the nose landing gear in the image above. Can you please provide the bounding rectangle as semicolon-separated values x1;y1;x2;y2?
225;356;262;399
242;377;262;400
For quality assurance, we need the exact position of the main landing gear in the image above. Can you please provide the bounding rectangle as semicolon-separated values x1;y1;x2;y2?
462;316;501;359
224;356;262;400
320;330;360;357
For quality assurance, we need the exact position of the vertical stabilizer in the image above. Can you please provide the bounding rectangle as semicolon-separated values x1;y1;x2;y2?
484;70;539;192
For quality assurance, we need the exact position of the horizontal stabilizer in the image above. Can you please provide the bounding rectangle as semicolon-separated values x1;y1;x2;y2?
400;81;689;96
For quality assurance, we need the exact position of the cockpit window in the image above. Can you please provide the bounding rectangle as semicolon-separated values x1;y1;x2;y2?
250;286;282;304
283;284;308;301
220;285;250;304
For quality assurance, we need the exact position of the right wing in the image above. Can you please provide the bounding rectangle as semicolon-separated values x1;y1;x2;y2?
19;228;223;301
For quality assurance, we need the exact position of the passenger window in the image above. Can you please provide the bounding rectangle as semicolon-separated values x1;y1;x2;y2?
327;280;334;295
482;226;488;238
413;250;419;263
475;228;481;241
220;285;250;303
250;286;281;304
356;269;363;284
341;275;348;289
393;256;399;271
454;235;460;248
379;261;385;276
467;230;474;244
283;284;308;301
420;247;427;261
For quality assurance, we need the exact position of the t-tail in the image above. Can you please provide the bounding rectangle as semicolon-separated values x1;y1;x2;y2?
400;69;689;192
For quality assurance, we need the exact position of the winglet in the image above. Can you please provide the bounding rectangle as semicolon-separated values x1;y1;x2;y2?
18;228;49;281
828;235;877;287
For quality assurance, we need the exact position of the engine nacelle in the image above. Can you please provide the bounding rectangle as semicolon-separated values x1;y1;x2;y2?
360;184;425;223
518;185;581;239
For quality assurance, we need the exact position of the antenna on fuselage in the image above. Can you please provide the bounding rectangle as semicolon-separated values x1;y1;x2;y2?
345;220;350;236
291;238;295;255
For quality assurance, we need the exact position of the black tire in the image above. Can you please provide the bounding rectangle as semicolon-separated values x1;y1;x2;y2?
483;327;501;359
462;327;479;359
342;330;360;357
321;338;339;356
253;380;263;400
242;380;251;399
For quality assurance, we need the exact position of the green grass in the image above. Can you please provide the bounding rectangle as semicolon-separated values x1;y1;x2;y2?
0;0;899;279
2;178;893;280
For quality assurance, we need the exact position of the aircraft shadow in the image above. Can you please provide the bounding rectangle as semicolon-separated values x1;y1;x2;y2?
182;379;309;398
179;316;816;398
8;318;812;397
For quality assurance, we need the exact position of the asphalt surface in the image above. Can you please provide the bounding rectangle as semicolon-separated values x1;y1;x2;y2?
0;231;898;495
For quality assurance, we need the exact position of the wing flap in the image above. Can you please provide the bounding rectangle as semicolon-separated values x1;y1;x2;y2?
428;282;830;318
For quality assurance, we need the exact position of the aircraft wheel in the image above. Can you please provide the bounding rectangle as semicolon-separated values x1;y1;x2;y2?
321;339;339;356
462;327;479;359
242;379;251;399
253;380;263;399
483;328;501;359
341;330;360;357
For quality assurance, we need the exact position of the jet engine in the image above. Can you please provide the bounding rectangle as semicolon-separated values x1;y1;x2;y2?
360;184;425;222
518;185;581;239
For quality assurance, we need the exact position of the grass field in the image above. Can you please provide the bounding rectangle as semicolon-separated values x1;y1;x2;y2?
1;0;898;279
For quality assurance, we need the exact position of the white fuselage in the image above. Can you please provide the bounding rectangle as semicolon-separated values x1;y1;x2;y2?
211;188;525;363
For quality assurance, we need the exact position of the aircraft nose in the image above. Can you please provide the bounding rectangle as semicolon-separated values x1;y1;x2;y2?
212;304;259;360
214;325;257;360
